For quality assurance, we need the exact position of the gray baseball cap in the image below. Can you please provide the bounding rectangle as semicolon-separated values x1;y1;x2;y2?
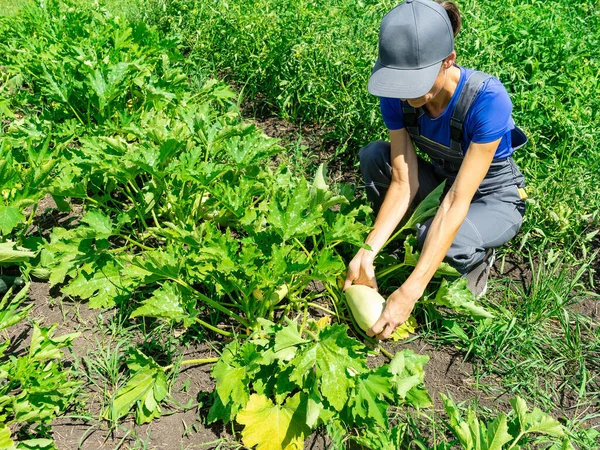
368;0;454;99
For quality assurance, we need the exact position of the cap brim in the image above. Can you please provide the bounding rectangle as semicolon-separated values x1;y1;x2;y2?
368;59;442;99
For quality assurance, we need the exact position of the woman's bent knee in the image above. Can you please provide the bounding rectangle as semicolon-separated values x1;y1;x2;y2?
359;141;389;169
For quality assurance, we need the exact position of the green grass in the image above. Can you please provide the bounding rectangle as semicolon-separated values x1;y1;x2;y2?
0;0;29;16
418;246;599;412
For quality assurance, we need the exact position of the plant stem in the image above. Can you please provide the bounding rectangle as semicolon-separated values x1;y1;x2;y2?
17;203;37;240
151;209;160;229
300;301;309;335
195;317;234;337
303;328;318;341
377;263;407;279
377;344;394;359
322;282;341;320
163;357;219;372
507;432;526;450
173;278;251;328
123;184;148;232
117;234;154;252
294;238;312;258
306;302;336;316
68;103;85;126
127;180;140;195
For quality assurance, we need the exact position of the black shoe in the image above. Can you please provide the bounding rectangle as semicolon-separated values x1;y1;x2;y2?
464;249;496;298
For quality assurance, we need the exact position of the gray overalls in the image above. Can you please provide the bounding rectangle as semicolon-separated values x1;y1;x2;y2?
359;71;527;274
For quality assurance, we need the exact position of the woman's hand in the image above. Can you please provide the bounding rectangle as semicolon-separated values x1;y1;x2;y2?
367;284;422;340
343;248;378;291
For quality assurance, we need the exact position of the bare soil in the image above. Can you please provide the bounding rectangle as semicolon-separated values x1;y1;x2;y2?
12;244;597;449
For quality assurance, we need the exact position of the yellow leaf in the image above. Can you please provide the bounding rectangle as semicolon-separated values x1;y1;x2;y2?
391;315;417;342
236;393;310;450
316;316;331;330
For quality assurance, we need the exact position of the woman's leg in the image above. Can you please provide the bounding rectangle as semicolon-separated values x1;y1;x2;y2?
416;185;526;274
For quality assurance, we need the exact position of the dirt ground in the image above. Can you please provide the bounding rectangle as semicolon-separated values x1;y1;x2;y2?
11;235;597;449
23;267;592;449
18;279;490;450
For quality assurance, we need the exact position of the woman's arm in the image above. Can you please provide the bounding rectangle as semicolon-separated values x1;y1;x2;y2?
367;138;500;339
344;128;419;290
366;128;420;254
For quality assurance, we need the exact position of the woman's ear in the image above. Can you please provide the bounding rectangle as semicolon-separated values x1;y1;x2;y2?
444;51;457;69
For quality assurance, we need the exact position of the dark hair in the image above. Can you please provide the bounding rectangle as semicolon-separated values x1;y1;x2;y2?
436;1;462;37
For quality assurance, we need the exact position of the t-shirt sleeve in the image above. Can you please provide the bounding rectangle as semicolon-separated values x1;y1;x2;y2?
467;78;513;144
379;97;405;130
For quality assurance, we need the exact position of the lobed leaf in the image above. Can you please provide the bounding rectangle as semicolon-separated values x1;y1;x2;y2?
289;325;366;411
108;351;168;425
236;393;310;450
61;260;127;309
349;366;393;428
130;281;196;327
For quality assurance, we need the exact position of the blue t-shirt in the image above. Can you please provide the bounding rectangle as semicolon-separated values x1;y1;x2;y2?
380;66;515;159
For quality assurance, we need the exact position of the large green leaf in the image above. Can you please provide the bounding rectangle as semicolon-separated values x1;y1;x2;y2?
388;350;432;408
267;180;324;241
213;364;250;412
130;281;196;326
289;325;365;411
236;393;310;450
109;369;156;421
485;414;512;450
349;367;393;428
79;210;113;239
108;350;168;425
61;260;127;308
208;341;260;423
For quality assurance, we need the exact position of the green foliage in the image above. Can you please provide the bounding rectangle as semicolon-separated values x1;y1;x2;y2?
106;349;168;425
1;1;598;447
441;394;572;449
135;0;600;252
0;242;35;265
0;0;371;334
0;318;79;446
206;319;431;449
136;0;395;149
428;278;494;320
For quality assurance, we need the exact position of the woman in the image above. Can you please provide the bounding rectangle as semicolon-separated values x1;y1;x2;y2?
343;0;527;340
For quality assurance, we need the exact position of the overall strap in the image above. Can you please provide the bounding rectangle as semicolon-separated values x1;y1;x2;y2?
401;102;423;137
449;71;492;153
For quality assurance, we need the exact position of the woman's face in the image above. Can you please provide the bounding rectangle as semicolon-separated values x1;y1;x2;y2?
402;52;456;108
404;69;447;108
